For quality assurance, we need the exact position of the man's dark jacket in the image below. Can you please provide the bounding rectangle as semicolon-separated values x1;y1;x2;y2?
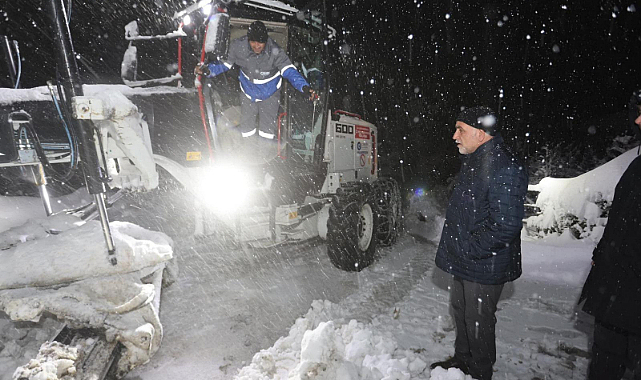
580;154;641;334
436;135;528;285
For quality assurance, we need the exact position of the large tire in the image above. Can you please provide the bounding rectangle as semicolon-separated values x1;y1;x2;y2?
326;192;378;271
373;177;403;246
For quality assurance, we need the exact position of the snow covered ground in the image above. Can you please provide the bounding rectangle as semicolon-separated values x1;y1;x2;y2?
227;204;597;380
2;147;639;380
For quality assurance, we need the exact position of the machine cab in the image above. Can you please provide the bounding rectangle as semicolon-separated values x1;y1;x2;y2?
202;13;329;167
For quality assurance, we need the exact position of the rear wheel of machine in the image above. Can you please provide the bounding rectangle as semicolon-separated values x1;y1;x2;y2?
373;177;403;246
327;196;378;271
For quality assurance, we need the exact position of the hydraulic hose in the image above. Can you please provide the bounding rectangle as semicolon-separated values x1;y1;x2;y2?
16;113;80;185
22;120;62;178
47;81;78;177
13;41;21;89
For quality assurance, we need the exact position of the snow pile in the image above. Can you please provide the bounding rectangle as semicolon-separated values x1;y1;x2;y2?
233;237;593;380
0;214;172;289
0;196;54;235
235;300;442;380
429;367;473;380
521;230;594;286
0;317;62;378
12;341;78;380
526;147;639;238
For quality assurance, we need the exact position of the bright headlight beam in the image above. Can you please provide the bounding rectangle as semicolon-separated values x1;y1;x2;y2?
197;164;253;215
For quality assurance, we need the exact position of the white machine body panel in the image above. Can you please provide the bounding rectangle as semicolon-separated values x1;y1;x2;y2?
321;112;378;194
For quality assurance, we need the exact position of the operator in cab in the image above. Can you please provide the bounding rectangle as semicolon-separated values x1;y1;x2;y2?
195;20;318;147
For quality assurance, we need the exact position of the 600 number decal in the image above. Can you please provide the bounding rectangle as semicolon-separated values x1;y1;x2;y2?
335;123;354;134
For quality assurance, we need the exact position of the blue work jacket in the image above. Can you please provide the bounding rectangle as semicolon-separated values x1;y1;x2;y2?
206;36;309;102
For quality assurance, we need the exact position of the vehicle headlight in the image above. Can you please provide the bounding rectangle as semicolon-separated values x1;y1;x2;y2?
196;164;253;214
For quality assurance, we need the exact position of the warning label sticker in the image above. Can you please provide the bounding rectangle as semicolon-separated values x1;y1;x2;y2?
360;153;366;167
186;151;202;161
355;125;370;140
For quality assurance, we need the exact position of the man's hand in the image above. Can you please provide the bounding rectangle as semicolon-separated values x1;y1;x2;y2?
302;86;319;102
194;63;210;76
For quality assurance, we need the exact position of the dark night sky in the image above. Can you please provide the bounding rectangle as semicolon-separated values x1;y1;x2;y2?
324;0;641;182
2;0;640;183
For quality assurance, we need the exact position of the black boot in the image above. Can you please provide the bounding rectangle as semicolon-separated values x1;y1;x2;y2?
430;356;469;373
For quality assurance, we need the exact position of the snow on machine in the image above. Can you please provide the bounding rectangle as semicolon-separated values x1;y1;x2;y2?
0;0;402;378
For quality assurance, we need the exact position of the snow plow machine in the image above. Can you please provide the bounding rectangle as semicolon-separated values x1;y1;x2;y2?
0;0;402;378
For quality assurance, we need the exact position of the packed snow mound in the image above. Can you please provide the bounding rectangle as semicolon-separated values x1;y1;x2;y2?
12;341;78;380
527;147;639;236
521;230;594;287
0;273;155;322
0;271;165;376
234;300;432;380
0;196;53;234
0;213;173;290
0;213;80;250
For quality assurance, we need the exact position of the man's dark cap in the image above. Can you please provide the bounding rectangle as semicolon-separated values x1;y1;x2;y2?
456;106;499;136
247;21;268;43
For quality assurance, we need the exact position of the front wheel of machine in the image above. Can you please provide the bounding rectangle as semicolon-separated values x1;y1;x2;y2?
326;198;378;271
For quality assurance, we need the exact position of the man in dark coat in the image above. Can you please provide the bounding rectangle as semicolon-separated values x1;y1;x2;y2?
579;90;641;380
430;106;528;380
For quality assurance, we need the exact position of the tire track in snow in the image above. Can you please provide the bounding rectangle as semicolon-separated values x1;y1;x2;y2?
328;237;438;323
